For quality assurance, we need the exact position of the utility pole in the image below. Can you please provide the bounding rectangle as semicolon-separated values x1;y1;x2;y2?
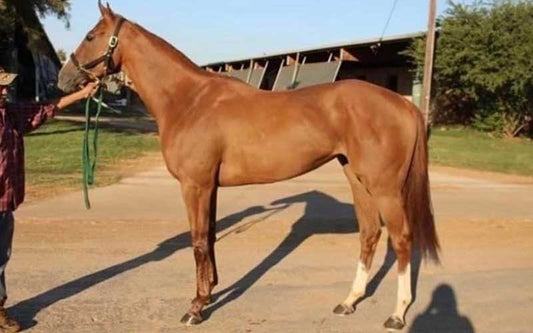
421;0;437;127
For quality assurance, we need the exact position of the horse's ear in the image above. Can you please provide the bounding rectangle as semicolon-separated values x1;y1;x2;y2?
98;0;115;20
106;2;115;17
98;0;106;17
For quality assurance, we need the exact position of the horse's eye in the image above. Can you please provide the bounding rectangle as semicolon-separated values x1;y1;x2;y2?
86;33;94;42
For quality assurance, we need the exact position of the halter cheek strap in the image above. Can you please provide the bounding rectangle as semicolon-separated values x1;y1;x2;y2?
70;17;126;80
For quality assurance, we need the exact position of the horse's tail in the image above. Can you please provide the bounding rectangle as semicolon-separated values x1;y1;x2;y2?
403;112;440;263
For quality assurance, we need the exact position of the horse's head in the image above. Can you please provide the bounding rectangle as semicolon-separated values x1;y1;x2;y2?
58;1;125;93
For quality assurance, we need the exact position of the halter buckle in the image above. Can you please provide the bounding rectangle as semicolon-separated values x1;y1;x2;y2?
108;36;119;48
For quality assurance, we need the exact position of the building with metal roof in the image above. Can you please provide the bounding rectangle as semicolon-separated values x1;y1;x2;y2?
203;32;424;104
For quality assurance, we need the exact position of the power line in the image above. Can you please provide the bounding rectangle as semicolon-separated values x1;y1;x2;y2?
372;0;400;54
380;0;400;41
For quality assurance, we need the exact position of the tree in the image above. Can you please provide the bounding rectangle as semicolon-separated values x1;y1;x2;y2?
0;0;70;69
0;0;70;51
2;0;70;25
404;0;533;137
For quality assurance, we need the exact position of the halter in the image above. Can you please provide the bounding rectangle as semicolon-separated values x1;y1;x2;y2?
70;17;126;81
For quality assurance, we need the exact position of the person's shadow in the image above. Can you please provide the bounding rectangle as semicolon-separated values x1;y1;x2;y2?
408;284;475;333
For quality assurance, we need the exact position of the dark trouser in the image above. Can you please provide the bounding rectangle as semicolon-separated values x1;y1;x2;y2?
0;212;14;307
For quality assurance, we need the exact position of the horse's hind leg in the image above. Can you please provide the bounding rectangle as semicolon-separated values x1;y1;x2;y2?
378;195;413;330
333;164;382;315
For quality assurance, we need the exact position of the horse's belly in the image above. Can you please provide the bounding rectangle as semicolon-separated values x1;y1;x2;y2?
218;145;335;186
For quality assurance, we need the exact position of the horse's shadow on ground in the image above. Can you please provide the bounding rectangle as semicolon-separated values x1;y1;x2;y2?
204;190;359;318
10;190;419;330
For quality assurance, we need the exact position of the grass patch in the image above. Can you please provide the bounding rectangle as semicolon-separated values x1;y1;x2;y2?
429;127;533;176
24;119;160;197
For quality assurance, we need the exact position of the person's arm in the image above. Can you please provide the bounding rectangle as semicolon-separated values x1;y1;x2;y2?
56;82;100;111
17;82;99;134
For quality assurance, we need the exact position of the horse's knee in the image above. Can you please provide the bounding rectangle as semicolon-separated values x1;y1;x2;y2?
192;238;218;286
192;237;209;258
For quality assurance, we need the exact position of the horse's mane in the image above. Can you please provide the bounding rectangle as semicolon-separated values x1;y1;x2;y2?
126;18;204;74
122;16;251;88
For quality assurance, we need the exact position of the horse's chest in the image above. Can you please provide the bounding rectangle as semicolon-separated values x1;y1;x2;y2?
160;131;220;183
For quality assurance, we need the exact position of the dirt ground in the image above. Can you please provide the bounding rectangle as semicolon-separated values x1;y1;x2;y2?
7;161;533;333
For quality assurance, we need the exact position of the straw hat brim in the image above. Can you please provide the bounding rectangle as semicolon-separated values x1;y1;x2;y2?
0;73;18;86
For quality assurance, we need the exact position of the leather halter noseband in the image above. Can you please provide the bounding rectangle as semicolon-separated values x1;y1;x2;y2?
70;17;126;80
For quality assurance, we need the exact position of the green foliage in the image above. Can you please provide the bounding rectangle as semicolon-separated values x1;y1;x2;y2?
404;0;533;137
472;112;505;135
3;0;70;26
0;2;15;41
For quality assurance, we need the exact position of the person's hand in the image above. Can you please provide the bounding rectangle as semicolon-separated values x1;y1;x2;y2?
79;81;100;99
56;81;101;111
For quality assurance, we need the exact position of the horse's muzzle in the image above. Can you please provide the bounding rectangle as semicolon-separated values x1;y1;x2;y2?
58;60;86;93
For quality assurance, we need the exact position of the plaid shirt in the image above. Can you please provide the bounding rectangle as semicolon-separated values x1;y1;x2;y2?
0;102;56;211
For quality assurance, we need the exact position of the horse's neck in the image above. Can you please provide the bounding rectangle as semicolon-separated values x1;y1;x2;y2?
120;22;208;128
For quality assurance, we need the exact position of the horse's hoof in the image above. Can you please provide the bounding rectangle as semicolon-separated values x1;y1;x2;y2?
333;303;355;316
383;316;405;331
180;312;202;326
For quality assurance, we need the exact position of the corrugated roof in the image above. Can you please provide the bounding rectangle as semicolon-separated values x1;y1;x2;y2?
273;61;341;91
202;31;425;67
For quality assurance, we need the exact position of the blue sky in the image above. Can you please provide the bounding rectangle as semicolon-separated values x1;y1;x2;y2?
42;1;461;65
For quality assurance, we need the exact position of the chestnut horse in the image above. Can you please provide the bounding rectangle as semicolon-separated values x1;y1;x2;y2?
58;3;439;330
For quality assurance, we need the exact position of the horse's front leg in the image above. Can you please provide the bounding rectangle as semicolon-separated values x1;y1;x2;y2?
180;181;218;325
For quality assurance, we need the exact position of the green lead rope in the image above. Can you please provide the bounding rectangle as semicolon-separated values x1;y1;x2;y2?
81;88;123;209
82;89;104;209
